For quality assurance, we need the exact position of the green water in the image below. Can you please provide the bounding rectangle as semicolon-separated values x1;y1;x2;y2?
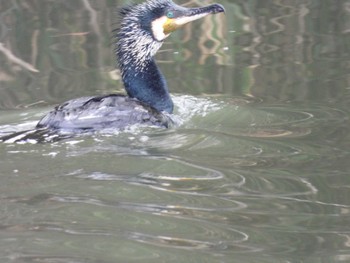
0;0;350;262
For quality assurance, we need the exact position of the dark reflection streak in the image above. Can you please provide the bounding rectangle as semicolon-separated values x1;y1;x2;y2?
50;195;241;213
0;3;16;40
0;43;39;73
82;0;100;37
11;256;92;263
222;179;319;198
145;155;225;180
127;231;254;251
11;222;256;253
74;154;228;184
81;0;102;68
184;127;311;140
296;3;309;45
277;196;350;209
229;193;350;209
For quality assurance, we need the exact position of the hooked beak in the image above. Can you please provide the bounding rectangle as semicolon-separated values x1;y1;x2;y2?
163;3;225;35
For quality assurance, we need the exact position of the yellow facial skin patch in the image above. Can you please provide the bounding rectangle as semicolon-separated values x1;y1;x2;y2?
163;17;179;35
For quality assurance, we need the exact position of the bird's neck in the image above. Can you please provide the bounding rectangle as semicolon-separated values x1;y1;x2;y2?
121;57;173;113
116;22;174;114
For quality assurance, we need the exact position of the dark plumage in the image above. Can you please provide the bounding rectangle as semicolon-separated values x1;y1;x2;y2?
1;0;224;142
36;94;173;130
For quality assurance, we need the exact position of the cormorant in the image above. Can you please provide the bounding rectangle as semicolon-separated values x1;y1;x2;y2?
1;0;224;142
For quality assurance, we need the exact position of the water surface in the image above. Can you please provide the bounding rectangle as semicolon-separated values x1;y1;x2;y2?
0;0;350;262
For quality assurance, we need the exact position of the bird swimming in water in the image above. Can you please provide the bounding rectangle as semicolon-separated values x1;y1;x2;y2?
1;0;224;142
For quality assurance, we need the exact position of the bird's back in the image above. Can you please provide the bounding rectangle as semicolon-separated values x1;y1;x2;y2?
37;94;173;131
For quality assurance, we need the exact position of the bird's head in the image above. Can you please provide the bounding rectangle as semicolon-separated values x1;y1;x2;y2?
116;0;224;70
120;0;225;42
147;0;225;41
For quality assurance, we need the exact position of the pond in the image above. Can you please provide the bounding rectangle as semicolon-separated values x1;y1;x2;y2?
0;0;350;262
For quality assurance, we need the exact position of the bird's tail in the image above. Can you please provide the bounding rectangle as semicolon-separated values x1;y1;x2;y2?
0;128;70;144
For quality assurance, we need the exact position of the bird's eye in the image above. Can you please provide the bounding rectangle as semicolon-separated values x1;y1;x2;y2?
166;11;174;18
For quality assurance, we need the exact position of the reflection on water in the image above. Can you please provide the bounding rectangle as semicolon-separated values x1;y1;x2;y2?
1;0;350;262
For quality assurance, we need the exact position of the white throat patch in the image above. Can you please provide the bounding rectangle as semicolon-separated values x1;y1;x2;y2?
151;16;170;41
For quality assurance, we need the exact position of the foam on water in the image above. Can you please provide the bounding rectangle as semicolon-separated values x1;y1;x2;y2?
171;95;223;126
